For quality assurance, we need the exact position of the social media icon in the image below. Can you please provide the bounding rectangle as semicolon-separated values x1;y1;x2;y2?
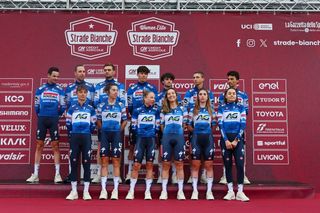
247;39;255;47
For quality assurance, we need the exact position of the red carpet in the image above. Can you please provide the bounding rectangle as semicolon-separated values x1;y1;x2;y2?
0;182;315;199
0;196;319;213
0;182;318;212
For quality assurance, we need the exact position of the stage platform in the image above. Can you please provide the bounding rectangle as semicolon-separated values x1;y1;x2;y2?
0;181;315;200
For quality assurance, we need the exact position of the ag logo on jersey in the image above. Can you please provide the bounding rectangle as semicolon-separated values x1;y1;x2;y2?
168;116;180;122
141;116;154;122
225;112;239;120
105;112;118;118
75;113;88;119
196;115;210;121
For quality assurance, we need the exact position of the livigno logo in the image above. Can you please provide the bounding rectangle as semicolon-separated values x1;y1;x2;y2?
65;17;118;60
127;17;180;60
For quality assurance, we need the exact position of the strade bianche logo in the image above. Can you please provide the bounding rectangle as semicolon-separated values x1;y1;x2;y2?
127;17;180;60
65;17;118;60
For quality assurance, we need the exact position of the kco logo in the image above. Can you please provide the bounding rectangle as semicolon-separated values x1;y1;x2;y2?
5;95;24;103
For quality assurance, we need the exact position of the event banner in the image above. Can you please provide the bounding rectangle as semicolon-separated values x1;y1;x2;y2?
0;12;319;190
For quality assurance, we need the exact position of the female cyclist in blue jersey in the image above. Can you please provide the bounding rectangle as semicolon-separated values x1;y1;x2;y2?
96;83;127;200
187;88;216;200
125;90;160;200
218;87;249;202
159;88;187;200
65;85;96;201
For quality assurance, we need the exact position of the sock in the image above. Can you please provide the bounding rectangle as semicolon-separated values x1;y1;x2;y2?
162;179;168;192
55;164;60;176
129;178;137;192
223;166;226;177
178;179;184;192
84;181;90;192
227;182;233;192
192;177;198;191
101;176;107;190
34;163;40;176
114;176;120;190
207;177;213;193
145;179;152;192
71;181;77;192
238;184;244;192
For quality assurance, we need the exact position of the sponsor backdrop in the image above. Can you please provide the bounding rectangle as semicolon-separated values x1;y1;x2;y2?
0;12;319;191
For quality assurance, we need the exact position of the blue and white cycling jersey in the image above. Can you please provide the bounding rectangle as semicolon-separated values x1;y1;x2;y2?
217;102;246;141
131;105;160;137
127;82;158;115
96;101;127;132
65;80;95;108
160;105;187;135
188;107;216;134
66;102;97;134
35;83;66;117
94;79;126;107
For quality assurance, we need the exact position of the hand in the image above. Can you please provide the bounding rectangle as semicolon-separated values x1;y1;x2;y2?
231;139;238;148
225;140;233;149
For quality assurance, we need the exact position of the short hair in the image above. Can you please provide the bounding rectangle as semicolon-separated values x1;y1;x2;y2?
104;63;115;70
48;67;59;75
227;70;240;80
193;71;204;78
103;82;118;94
137;66;150;74
160;73;175;82
76;84;88;93
74;64;84;72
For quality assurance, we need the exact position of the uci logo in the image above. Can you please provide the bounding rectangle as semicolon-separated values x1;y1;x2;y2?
75;113;88;119
196;115;209;121
141;116;154;122
226;113;238;119
168;116;180;122
105;112;118;118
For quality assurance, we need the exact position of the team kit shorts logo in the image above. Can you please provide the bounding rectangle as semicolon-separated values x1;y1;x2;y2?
65;16;118;60
127;17;180;60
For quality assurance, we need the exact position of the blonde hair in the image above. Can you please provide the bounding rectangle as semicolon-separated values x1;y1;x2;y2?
143;90;155;104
